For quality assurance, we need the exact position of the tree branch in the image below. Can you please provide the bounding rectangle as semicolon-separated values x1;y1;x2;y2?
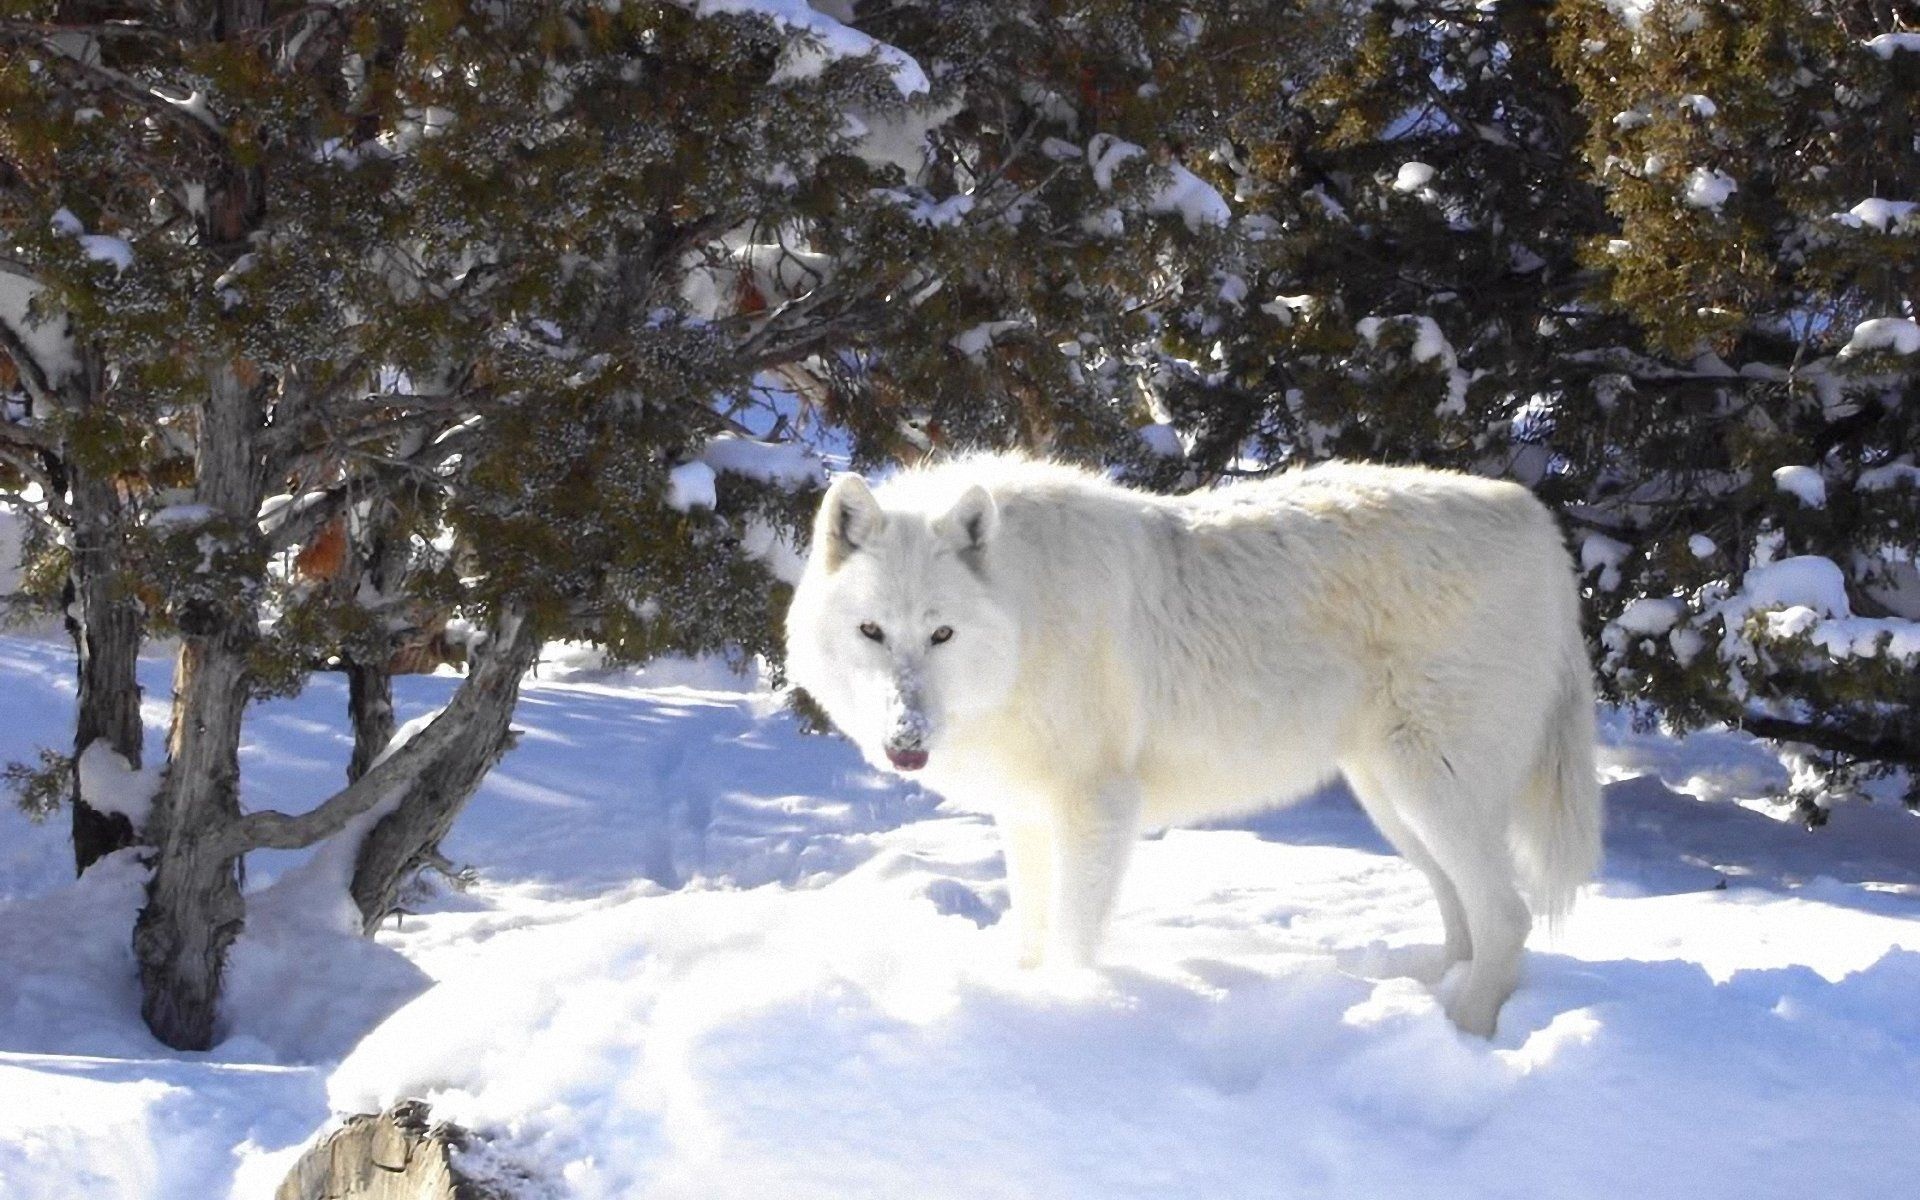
226;609;530;853
263;421;481;554
1739;713;1920;770
0;302;70;413
8;30;227;143
0;443;72;523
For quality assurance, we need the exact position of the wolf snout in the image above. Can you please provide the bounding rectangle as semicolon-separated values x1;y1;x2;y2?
883;677;931;771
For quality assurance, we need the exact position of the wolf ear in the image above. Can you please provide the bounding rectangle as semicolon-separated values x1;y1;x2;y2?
933;484;998;560
816;474;885;571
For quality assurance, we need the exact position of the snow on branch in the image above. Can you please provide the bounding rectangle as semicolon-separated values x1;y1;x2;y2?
260;418;485;555
1085;134;1231;232
687;0;929;97
1833;199;1918;233
1865;32;1920;59
666;433;826;513
77;742;161;828
1839;317;1920;359
1740;712;1920;769
15;29;225;141
0;265;81;399
1356;314;1469;415
681;242;834;321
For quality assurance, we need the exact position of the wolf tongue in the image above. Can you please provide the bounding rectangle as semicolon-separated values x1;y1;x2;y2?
886;747;929;771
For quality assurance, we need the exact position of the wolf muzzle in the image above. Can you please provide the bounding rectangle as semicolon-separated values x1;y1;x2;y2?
883;673;931;772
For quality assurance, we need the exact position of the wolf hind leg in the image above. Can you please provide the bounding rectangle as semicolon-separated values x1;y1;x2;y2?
1373;742;1531;1037
1046;779;1143;969
1343;762;1472;967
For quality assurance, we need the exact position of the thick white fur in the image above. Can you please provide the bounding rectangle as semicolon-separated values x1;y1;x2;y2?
785;456;1601;1036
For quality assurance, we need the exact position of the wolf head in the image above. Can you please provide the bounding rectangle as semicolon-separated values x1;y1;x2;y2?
785;473;1021;775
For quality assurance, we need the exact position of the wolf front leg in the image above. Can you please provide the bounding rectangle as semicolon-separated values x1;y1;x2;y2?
1000;816;1054;968
1046;779;1143;969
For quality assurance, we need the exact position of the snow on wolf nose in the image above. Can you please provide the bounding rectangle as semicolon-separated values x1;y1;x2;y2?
884;673;930;771
884;702;930;770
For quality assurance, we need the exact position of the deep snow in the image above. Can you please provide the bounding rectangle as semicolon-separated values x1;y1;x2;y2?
1;632;1918;1198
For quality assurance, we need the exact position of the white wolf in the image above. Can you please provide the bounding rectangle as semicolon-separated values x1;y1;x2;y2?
785;455;1600;1036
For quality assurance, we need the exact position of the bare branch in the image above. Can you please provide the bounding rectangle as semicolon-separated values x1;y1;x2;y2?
0;19;167;44
0;444;72;523
228;610;530;853
9;30;227;143
263;421;480;554
1739;714;1920;771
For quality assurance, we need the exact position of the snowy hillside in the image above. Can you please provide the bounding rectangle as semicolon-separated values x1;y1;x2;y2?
2;632;1919;1199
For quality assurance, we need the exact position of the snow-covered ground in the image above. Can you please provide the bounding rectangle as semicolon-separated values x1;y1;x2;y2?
1;631;1918;1199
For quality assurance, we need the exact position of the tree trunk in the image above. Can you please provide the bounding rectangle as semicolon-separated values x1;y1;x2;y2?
67;463;146;872
275;1099;518;1200
344;516;405;784
350;612;537;933
133;360;265;1050
346;657;395;784
133;632;250;1050
15;339;148;873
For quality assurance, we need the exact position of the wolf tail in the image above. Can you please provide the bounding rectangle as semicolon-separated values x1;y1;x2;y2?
1511;642;1603;928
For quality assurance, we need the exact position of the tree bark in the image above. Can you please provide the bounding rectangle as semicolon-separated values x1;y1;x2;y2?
350;611;537;933
231;608;539;856
346;657;396;784
133;360;265;1050
67;461;146;873
343;516;406;784
133;595;539;1047
3;318;148;872
275;1099;518;1200
132;631;251;1050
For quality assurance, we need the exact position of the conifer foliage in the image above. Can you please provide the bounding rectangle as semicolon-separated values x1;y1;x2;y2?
0;0;969;1048
1548;0;1920;814
1149;0;1920;815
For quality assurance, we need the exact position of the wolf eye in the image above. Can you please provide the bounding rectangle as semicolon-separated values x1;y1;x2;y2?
930;626;954;645
859;622;885;643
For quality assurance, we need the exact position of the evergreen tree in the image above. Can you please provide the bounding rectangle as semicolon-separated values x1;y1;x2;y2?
1;212;148;872
1150;0;1920;816
1552;0;1920;816
2;0;931;1048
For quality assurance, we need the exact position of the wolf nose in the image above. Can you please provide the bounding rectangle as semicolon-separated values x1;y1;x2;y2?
886;746;929;771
